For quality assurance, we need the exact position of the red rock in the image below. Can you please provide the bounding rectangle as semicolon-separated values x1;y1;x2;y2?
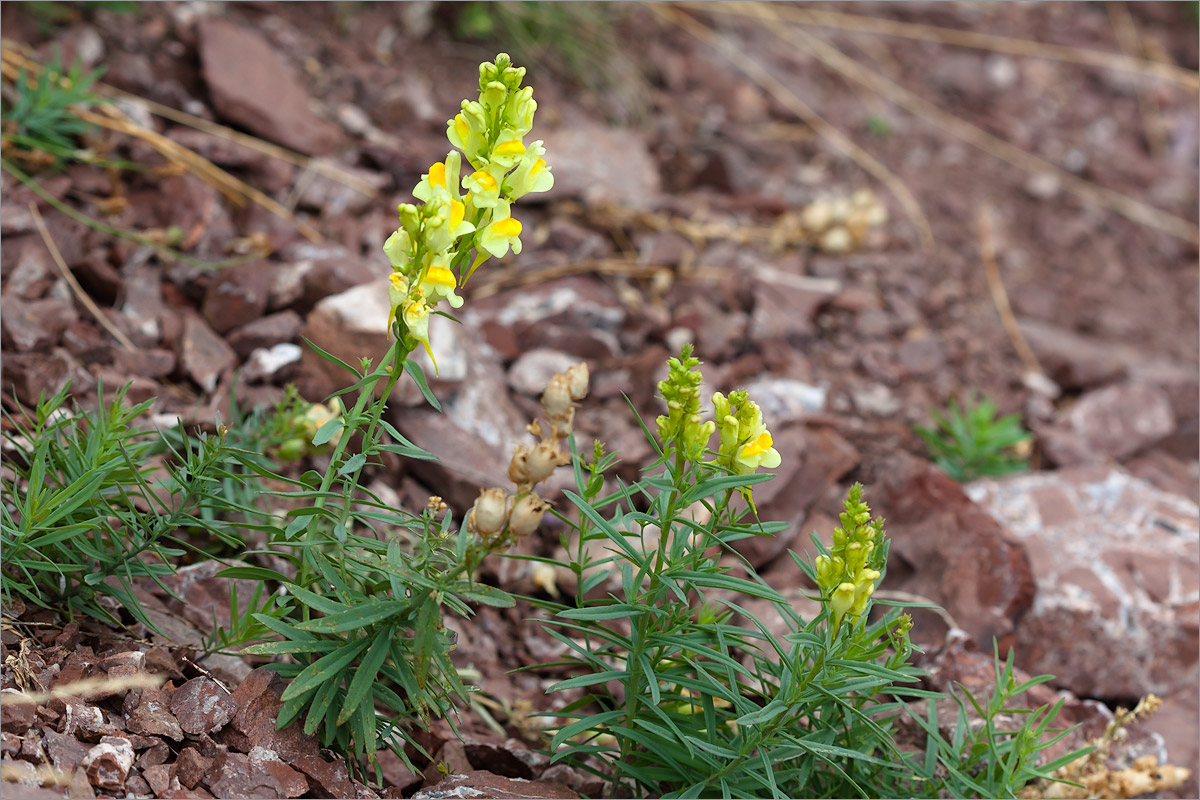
144;763;173;796
750;268;831;340
196;20;340;155
201;261;272;334
111;348;176;379
414;770;579;799
1;758;41;789
174;747;213;790
0;690;35;734
967;467;1199;702
136;740;170;769
125;689;183;741
180;314;236;394
1063;382;1175;460
1126;450;1200;504
0;295;77;351
170;678;237;736
291;752;358;799
1017;319;1130;390
118;261;164;347
3;350;74;406
422;740;473;786
869;452;1036;650
82;736;134;791
160;788;215;799
59;697;106;738
227;311;303;359
99;651;145;672
269;242;383;311
217;670;317;763
538;123;660;208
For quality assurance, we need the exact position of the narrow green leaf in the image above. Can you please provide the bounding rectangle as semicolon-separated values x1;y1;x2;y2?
557;604;645;621
456;583;516;608
338;453;366;475
735;698;788;726
403;359;441;411
280;638;369;703
304;672;342;736
338;626;394;726
312;418;343;447
295;598;406;634
546;670;630;693
286;584;347;616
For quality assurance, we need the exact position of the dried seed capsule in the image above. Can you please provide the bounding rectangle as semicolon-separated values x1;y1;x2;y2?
469;488;509;536
508;444;534;486
564;362;590;401
508;492;549;537
541;374;573;419
524;439;568;485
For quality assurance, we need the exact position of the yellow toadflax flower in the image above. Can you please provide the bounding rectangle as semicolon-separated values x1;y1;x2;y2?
713;392;781;475
479;200;523;258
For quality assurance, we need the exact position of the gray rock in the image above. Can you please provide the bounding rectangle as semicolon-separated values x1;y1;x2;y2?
243;343;302;383
508;349;582;396
742;377;826;425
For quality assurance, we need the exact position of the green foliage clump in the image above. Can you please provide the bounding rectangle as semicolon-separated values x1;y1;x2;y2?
1;48;106;167
914;394;1032;482
533;352;1082;798
0;382;266;629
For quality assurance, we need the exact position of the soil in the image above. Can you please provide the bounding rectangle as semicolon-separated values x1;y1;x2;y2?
1;2;1197;798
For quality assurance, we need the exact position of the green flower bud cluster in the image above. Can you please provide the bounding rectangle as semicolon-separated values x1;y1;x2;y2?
383;53;553;368
814;482;887;628
655;344;715;462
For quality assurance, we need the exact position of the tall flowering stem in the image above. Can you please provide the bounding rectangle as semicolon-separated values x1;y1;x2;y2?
295;53;553;590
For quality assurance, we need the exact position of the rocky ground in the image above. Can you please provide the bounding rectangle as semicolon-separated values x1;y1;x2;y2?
1;2;1197;798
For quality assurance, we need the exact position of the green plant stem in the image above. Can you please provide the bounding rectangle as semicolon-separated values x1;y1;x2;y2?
296;336;411;599
616;448;687;791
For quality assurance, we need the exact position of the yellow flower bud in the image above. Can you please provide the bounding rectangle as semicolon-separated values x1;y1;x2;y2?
468;488;509;536
830;582;856;626
508;492;549;537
